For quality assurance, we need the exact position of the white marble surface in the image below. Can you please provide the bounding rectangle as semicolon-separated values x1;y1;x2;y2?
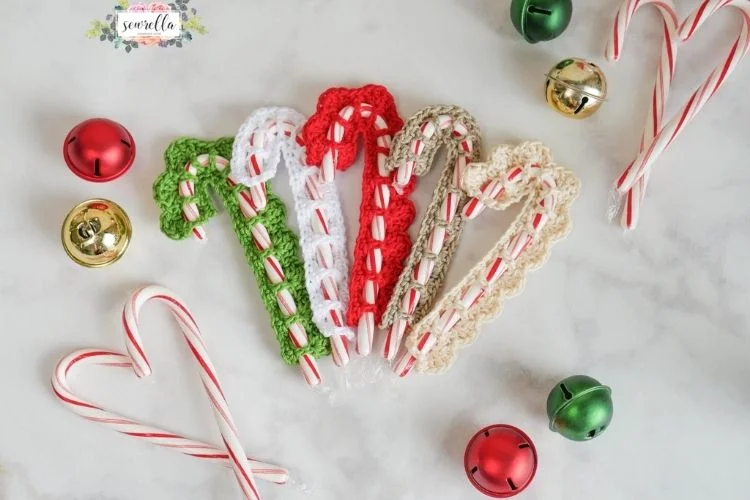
2;0;750;498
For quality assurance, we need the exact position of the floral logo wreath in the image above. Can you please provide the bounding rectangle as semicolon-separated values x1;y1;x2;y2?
86;0;206;52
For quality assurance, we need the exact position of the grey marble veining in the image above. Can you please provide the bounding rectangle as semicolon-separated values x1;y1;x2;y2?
1;0;749;498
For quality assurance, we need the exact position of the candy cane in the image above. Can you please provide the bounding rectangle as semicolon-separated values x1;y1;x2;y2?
605;0;681;230
155;138;330;386
303;85;411;356
379;106;481;360
52;286;287;499
395;143;579;376
616;0;750;218
231;108;354;369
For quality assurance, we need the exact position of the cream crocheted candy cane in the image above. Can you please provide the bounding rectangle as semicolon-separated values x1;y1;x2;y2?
378;106;481;360
395;142;580;376
231;107;355;368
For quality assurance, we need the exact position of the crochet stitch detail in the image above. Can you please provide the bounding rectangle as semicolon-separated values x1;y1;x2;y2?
303;85;411;331
378;106;482;358
230;107;354;344
403;142;580;373
153;137;330;366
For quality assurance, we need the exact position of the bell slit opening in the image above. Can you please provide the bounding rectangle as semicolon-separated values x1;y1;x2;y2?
574;97;589;115
527;6;552;15
560;383;573;400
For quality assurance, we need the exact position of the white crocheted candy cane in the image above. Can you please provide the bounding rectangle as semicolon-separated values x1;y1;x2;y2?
395;143;580;376
379;106;481;360
52;286;287;499
612;0;750;229
606;0;680;230
230;107;354;367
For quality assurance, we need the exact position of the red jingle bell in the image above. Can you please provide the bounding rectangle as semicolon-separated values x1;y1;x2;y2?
63;118;136;182
464;424;537;497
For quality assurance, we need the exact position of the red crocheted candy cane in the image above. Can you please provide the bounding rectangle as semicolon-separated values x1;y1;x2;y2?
303;85;412;356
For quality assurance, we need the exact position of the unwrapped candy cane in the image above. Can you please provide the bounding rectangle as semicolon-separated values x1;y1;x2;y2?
303;84;413;356
378;105;481;360
395;143;580;376
52;286;288;500
606;0;680;230
612;0;750;229
154;137;329;386
230;107;354;369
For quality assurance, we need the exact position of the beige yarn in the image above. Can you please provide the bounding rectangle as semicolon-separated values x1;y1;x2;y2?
403;141;580;374
379;105;481;330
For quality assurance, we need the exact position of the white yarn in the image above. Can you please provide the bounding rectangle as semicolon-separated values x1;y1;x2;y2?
231;107;353;340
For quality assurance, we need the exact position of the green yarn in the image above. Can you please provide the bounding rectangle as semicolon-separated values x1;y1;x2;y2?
153;137;330;365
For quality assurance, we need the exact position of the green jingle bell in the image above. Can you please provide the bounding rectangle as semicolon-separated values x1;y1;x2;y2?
546;375;613;441
510;0;573;43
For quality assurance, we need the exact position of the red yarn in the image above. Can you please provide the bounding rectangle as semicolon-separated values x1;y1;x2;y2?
304;84;416;328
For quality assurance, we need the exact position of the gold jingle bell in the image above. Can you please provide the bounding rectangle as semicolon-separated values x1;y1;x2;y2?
545;58;607;119
61;199;132;268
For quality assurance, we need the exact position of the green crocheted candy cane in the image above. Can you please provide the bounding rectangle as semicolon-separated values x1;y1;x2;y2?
153;137;330;384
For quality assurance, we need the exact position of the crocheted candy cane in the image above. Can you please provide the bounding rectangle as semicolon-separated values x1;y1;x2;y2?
606;0;680;230
395;143;580;376
52;286;286;499
230;107;354;368
304;85;411;356
154;138;329;386
616;0;750;222
378;106;481;361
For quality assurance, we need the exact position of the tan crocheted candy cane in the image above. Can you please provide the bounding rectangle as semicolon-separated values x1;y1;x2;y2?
395;142;580;376
379;106;481;361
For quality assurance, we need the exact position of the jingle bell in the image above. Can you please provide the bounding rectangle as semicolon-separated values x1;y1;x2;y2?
510;0;573;43
63;118;136;182
545;58;607;119
464;424;537;498
61;199;132;268
546;375;613;441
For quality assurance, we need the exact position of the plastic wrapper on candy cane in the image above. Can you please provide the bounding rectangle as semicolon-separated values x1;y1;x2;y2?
378;105;482;361
154;137;330;386
52;286;289;500
395;142;580;376
303;84;414;357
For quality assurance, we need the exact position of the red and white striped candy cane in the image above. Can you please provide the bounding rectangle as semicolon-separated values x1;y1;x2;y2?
52;286;286;499
52;350;288;484
303;85;411;357
395;143;580;376
606;0;681;230
231;108;354;370
616;0;750;217
379;106;481;361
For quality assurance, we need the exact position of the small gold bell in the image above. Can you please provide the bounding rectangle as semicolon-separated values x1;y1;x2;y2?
61;199;132;268
545;58;607;119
